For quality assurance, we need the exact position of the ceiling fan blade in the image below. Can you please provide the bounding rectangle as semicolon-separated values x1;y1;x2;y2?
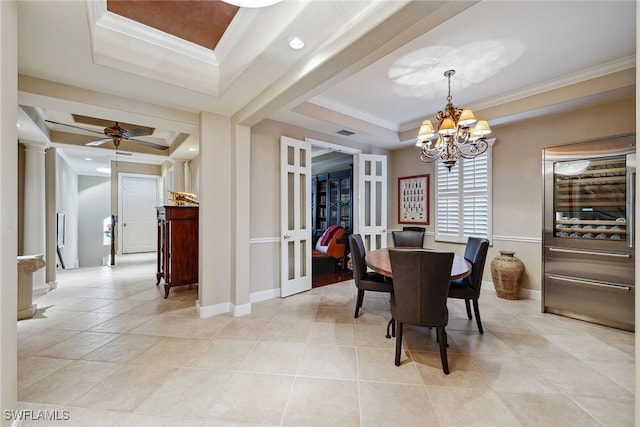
127;138;169;150
45;119;105;136
122;128;150;138
86;138;111;147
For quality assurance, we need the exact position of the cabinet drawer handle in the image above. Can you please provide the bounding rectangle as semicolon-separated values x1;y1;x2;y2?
548;247;630;258
548;275;632;291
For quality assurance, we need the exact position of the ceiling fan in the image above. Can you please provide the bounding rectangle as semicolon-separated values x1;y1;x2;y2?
45;119;169;151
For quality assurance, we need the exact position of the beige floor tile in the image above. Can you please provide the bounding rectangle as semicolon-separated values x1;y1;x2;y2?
17;328;80;358
446;330;519;356
18;360;122;405
239;341;305;374
260;320;312;342
281;377;359;426
35;331;120;359
15;254;634;425
215;317;269;340
356;346;422;384
93;299;148;314
16;403;130;427
88;314;154;333
124;299;190;316
47;312;120;331
17;356;74;391
544;333;634;362
353;323;395;349
72;364;177;412
582;357;635;393
306;322;355;346
572;396;635;427
427;385;523;426
184;338;256;370
412;351;488;388
528;357;634;400
131;336;210;368
359;381;440;426
82;334;163;363
128;315;230;339
499;393;601;427
207;372;294;425
297;344;357;379
469;354;560;394
135;367;233;418
314;307;355;324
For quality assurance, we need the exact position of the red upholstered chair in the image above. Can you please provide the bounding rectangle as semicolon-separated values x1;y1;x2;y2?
314;226;347;261
312;226;348;273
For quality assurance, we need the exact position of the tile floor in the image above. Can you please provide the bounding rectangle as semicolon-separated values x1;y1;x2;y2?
16;253;634;426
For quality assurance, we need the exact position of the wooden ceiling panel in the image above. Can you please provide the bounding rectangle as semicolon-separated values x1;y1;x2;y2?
107;0;239;50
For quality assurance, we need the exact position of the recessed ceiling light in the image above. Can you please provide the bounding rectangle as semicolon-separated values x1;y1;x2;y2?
85;157;93;161
188;147;197;152
96;167;111;174
288;37;304;50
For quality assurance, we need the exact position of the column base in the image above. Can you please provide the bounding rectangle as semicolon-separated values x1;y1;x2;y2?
18;304;37;320
47;279;58;290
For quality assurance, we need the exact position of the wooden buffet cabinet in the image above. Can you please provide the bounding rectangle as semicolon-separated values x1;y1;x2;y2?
156;206;198;298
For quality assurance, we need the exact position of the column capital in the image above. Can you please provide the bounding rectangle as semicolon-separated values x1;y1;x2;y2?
21;140;49;151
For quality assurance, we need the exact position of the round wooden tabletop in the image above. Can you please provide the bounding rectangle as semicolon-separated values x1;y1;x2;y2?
365;247;472;280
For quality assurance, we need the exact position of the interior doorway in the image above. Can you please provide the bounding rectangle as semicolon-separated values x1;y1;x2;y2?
310;142;355;287
118;174;160;254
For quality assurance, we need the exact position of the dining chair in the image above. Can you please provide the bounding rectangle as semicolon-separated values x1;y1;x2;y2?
448;237;490;334
348;234;393;318
389;249;454;373
391;230;425;248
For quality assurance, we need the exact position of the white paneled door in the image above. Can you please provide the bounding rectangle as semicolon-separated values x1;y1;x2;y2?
121;175;158;253
356;154;388;252
280;136;312;297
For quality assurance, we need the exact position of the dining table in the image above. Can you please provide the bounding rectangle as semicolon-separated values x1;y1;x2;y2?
365;247;472;280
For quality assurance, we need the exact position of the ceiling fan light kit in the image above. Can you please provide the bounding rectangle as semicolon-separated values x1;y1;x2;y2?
416;69;491;171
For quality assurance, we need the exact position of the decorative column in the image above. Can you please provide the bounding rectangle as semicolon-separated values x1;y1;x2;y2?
22;142;48;296
171;159;187;192
17;255;46;320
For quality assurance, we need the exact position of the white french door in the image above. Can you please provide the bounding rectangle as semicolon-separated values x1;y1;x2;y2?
280;136;312;297
355;154;388;251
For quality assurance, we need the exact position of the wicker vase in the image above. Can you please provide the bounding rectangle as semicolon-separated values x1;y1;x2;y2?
490;251;525;300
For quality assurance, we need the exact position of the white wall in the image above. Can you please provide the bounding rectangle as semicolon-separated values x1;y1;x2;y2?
0;1;18;422
78;176;110;267
56;152;79;269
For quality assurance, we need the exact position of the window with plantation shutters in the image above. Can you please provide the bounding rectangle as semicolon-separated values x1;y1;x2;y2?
435;147;492;243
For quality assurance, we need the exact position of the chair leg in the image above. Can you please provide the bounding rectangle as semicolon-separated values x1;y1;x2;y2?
385;317;395;338
394;321;403;366
464;299;472;319
436;326;449;375
354;289;365;318
472;299;483;334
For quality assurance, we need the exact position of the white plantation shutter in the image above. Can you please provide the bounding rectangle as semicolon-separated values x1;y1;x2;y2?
435;148;492;243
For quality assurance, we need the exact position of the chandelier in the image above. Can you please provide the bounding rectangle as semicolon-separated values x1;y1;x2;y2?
416;70;491;171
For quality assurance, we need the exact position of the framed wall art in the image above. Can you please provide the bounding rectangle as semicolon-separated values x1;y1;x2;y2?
398;174;429;225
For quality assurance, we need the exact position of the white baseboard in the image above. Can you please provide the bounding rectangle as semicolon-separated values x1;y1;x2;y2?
196;300;230;319
251;287;280;303
232;302;252;317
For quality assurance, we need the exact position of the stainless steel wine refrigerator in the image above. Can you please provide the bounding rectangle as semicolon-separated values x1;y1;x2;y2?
542;134;635;331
